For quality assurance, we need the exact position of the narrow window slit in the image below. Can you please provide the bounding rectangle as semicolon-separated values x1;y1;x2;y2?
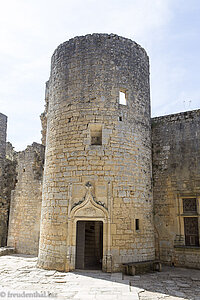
135;219;139;231
119;90;127;105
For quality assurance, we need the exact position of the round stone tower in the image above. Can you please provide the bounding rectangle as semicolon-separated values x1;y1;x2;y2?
38;33;155;272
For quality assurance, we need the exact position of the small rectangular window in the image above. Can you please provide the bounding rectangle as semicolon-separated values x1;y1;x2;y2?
184;217;199;246
135;219;139;231
119;90;127;105
119;116;122;121
183;198;197;213
90;124;102;145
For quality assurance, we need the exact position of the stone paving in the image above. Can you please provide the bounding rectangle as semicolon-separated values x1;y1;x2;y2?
0;255;199;300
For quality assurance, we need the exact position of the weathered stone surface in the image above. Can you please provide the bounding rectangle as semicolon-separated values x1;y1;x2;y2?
7;143;45;255
38;33;155;272
0;113;8;246
152;110;200;269
0;116;17;248
40;81;49;146
0;255;199;300
0;33;200;273
0;113;7;188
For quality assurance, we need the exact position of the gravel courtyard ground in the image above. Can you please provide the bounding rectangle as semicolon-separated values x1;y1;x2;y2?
0;254;199;300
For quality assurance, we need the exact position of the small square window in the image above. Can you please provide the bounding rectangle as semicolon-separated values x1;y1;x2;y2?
90;124;102;145
183;198;197;213
119;90;127;105
119;116;123;121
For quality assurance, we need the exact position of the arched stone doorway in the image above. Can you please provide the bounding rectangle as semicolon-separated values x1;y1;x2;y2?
66;182;111;272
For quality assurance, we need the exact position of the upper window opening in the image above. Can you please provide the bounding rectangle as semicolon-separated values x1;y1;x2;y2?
90;124;102;146
119;90;127;105
183;198;197;213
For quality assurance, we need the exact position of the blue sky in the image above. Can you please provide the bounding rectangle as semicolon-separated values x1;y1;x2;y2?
0;0;199;150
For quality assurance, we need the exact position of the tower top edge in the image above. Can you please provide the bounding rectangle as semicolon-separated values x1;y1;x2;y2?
0;112;7;120
52;33;148;59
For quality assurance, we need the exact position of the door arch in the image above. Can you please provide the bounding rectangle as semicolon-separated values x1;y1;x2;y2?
66;183;111;271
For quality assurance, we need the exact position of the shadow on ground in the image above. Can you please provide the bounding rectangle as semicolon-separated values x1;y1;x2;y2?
73;265;200;300
0;254;200;300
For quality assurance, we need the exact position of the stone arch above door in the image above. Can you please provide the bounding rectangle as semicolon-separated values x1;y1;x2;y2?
69;181;109;220
66;181;112;272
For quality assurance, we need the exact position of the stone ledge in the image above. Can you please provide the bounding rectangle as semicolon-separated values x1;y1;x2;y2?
174;246;200;252
0;246;15;256
151;108;200;124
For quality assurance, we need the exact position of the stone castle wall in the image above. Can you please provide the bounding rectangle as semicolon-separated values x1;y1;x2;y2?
2;143;18;246
0;113;7;245
152;110;200;269
0;113;7;193
37;34;155;272
40;81;49;147
1;33;200;272
7;143;45;255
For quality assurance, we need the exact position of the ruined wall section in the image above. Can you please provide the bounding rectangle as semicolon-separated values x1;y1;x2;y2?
4;143;17;205
40;81;49;146
0;113;7;193
0;113;7;245
1;142;17;246
152;109;200;269
7;143;45;255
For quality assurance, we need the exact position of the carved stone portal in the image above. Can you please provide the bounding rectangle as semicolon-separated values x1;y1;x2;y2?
67;182;111;272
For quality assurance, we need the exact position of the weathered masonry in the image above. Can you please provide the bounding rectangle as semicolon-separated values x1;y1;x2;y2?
7;143;44;255
37;34;155;272
0;113;8;246
152;110;200;269
0;33;200;272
